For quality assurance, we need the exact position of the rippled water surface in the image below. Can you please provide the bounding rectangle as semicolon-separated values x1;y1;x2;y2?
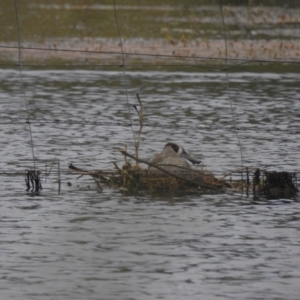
0;69;300;300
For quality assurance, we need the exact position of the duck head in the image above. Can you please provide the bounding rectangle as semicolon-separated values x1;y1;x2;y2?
162;142;201;165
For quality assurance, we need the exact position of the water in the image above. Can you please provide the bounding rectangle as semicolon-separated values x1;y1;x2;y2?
0;69;299;300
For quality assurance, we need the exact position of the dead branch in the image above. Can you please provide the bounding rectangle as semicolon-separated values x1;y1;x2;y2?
133;93;144;167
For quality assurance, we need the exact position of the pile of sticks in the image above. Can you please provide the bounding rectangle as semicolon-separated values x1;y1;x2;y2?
69;147;230;193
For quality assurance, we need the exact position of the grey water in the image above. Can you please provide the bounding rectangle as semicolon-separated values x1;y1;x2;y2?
0;69;299;300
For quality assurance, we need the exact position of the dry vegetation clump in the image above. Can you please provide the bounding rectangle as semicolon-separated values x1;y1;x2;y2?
69;159;298;199
69;160;230;194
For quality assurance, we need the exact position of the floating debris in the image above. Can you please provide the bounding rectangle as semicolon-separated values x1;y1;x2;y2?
68;149;299;200
68;162;229;194
25;169;42;195
68;147;230;194
222;167;298;200
261;171;298;199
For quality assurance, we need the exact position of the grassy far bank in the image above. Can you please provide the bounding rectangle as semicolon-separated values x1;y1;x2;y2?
2;1;221;42
0;0;300;67
1;0;300;42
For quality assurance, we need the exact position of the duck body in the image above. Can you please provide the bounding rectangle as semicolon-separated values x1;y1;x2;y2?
149;142;200;172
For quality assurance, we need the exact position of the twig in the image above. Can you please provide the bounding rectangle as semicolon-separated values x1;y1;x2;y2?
69;164;103;191
44;160;55;183
124;144;128;163
69;163;116;176
220;166;266;180
113;162;122;173
57;159;61;195
91;175;102;192
133;93;144;167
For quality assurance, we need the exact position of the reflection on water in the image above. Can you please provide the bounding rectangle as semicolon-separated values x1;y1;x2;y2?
0;69;299;300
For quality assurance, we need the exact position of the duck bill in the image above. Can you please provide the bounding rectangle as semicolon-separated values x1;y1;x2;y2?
181;152;201;165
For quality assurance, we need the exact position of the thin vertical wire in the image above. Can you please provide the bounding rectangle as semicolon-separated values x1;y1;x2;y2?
13;0;36;169
112;0;136;143
219;0;244;171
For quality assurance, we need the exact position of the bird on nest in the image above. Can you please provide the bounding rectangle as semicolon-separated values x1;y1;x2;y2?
148;142;201;171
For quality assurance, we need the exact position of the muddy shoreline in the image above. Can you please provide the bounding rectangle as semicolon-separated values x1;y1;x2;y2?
1;38;300;68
